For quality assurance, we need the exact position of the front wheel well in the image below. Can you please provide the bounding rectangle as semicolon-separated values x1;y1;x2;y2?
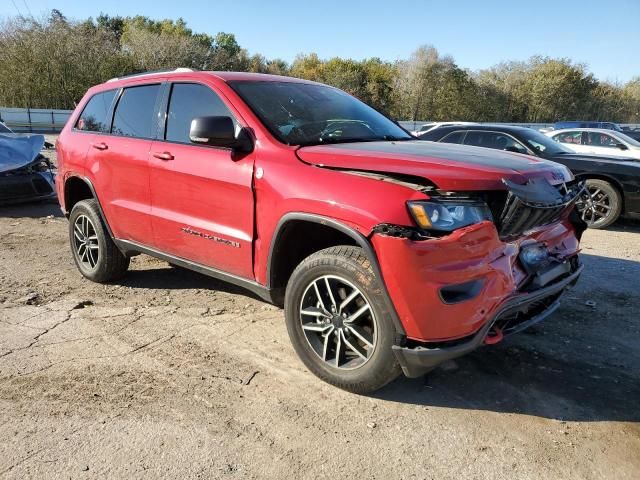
64;176;94;213
268;220;359;305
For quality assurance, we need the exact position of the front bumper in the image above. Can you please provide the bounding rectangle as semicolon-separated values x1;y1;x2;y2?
0;171;56;205
392;264;582;378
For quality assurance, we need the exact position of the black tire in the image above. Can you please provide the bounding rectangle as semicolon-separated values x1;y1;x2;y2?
284;246;401;393
68;199;129;282
579;179;622;229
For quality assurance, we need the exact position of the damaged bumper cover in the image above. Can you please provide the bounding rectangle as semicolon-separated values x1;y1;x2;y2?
392;263;582;378
0;133;56;205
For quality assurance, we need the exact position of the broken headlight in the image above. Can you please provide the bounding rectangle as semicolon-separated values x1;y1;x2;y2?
407;200;493;232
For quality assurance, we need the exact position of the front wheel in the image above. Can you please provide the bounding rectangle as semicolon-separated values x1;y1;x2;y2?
284;246;401;393
576;179;622;229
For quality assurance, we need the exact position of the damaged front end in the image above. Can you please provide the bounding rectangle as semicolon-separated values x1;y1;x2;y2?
370;176;585;378
0;133;56;205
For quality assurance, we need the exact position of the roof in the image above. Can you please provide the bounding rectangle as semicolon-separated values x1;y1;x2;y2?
104;69;316;87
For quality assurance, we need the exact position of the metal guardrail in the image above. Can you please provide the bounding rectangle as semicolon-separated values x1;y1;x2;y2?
1;108;639;134
0;107;72;133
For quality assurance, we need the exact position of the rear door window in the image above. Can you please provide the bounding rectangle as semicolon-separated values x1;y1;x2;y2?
165;83;234;144
440;130;466;144
586;132;618;148
75;90;117;132
464;131;527;153
111;84;161;139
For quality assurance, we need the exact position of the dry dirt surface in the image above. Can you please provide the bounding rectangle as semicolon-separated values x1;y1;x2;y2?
1;142;639;479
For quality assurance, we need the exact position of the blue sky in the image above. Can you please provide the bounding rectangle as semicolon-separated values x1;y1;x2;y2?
2;0;639;83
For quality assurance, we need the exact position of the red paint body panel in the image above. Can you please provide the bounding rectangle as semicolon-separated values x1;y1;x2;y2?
372;218;580;341
148;140;255;278
56;71;583;346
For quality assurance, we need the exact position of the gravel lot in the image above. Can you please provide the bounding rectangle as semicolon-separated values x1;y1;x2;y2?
0;141;639;479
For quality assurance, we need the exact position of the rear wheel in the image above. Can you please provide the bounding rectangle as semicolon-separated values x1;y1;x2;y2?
576;179;622;229
69;199;130;282
284;246;401;393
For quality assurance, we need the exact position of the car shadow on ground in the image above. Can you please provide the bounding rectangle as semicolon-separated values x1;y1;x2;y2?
605;217;640;233
375;252;640;423
0;200;63;218
119;265;267;302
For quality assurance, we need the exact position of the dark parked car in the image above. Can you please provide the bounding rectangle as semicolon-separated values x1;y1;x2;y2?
419;124;640;228
553;121;640;141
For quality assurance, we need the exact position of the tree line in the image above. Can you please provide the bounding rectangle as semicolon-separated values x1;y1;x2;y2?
1;10;639;123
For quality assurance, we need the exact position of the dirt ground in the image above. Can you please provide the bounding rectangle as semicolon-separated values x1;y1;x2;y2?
1;141;639;479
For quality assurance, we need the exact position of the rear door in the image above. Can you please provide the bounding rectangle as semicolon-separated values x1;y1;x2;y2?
551;131;587;154
87;83;162;242
148;82;255;279
584;131;627;157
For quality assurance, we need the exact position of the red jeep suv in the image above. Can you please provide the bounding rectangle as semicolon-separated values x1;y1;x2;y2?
56;70;585;393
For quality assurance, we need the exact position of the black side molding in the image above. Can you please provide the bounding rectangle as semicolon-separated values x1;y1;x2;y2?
114;239;275;303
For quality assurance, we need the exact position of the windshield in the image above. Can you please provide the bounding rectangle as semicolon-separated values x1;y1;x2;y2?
229;81;412;146
0;122;12;133
520;129;574;156
615;131;640;147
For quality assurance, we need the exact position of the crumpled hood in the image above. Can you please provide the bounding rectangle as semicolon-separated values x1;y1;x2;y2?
0;133;45;173
296;140;573;190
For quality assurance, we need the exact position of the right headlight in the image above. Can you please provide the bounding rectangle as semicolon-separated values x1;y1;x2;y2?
407;200;493;232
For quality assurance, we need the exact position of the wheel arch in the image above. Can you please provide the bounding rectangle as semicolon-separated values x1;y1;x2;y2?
267;213;406;337
63;175;115;239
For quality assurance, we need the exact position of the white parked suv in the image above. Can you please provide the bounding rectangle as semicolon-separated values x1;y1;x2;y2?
546;128;640;160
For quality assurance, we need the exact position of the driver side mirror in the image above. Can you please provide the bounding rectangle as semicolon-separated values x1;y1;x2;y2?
189;116;253;154
615;143;628;151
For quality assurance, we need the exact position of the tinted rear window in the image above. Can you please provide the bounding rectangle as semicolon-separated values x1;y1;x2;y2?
440;131;466;144
165;83;233;144
75;90;117;132
112;84;161;139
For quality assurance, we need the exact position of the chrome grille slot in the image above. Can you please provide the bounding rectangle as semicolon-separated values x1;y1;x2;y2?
497;178;584;239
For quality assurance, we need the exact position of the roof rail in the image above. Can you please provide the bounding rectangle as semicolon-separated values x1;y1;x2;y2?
106;68;196;83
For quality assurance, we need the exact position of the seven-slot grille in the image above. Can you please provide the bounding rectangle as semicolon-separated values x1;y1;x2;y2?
497;179;584;239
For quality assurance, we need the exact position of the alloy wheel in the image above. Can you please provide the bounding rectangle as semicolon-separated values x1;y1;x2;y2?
73;214;100;269
576;185;612;226
299;275;377;370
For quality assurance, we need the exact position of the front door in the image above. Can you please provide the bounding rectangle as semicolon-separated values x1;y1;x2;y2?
149;82;255;279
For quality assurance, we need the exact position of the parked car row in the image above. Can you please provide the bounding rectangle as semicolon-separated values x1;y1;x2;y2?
418;124;640;228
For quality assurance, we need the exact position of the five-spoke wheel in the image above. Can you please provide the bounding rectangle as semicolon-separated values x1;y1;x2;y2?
68;199;130;282
285;246;401;393
576;179;622;229
73;214;100;269
299;275;377;369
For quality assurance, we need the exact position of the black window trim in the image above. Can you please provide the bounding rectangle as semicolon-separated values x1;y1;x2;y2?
155;80;241;151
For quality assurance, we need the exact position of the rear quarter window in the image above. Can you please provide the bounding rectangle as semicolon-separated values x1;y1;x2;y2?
75;90;117;132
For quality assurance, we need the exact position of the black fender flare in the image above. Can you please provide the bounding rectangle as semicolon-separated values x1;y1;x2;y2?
64;175;116;240
267;212;407;339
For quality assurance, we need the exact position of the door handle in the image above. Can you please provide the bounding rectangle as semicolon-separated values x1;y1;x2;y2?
92;142;108;151
152;151;174;161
